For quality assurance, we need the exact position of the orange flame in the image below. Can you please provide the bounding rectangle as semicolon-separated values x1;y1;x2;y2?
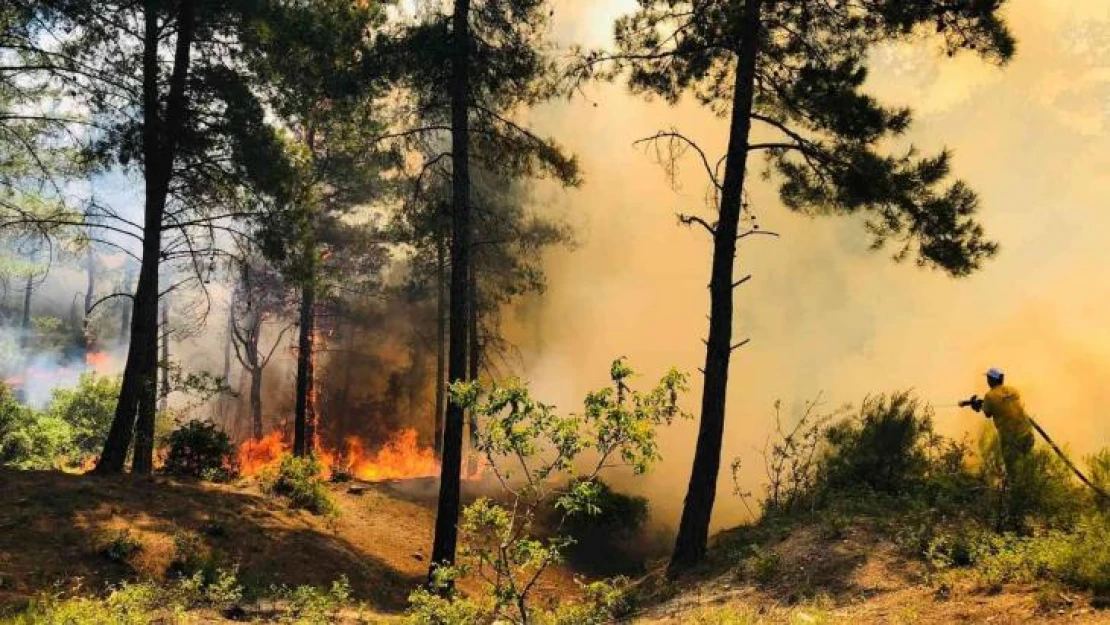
342;429;439;481
238;431;288;477
85;351;112;373
234;427;488;483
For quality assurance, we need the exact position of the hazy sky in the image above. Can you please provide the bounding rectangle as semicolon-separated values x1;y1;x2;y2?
503;0;1110;529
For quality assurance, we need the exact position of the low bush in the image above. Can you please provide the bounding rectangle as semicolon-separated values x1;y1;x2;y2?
557;478;650;575
97;529;142;564
0;374;120;470
821;392;939;496
162;420;234;481
269;576;353;624
260;454;337;516
42;373;119;459
0;382;72;470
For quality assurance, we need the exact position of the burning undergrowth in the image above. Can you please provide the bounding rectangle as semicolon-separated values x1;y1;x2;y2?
236;427;452;483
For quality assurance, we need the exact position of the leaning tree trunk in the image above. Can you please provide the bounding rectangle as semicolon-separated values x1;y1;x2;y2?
96;0;198;475
433;230;447;458
293;246;316;457
668;0;763;577
429;0;472;585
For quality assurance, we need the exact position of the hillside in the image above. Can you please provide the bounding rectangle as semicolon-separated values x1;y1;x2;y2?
0;469;577;622
631;514;1107;624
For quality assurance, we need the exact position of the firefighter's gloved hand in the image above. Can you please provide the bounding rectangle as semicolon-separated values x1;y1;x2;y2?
958;396;984;412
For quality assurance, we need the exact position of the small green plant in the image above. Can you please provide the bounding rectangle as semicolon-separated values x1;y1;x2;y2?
97;528;142;564
260;453;337;516
14;567;245;624
162;420;235;480
270;576;353;624
746;545;781;584
408;358;688;625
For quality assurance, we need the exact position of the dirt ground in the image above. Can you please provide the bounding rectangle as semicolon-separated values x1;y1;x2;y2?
632;521;1110;624
0;469;577;618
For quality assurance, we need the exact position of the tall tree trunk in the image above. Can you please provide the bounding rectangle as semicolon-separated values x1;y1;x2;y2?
20;273;32;349
249;365;263;439
158;300;169;413
466;266;480;476
293;248;316;457
83;246;95;350
429;0;472;585
118;264;134;347
434;231;447;458
668;0;763;577
97;0;198;475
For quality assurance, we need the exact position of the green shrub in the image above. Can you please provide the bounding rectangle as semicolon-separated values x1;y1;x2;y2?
270;576;352;624
558;479;650;575
97;529;142;564
978;430;1082;530
43;373;119;459
745;545;781;584
166;529;228;585
162;420;234;480
821;392;937;495
14;568;244;624
0;381;74;469
260;454;337;516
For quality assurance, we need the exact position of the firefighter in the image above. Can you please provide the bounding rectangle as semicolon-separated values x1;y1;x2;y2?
964;368;1035;481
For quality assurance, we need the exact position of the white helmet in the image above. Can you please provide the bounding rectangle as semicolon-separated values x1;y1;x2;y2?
986;367;1004;381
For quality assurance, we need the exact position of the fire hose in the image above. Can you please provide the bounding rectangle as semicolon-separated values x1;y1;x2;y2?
960;395;1110;502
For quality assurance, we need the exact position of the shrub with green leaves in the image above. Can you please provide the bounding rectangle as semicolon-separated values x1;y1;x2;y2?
821;392;939;495
260;454;337;516
42;373;120;458
162;420;235;480
0;381;73;469
408;358;687;625
557;478;650;575
97;528;142;564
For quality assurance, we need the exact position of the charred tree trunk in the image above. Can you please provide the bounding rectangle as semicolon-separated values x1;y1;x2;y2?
668;0;763;577
97;0;197;475
433;230;447;459
293;249;316;457
430;0;472;585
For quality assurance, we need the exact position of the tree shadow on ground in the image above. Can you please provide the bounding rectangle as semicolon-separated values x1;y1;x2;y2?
0;469;421;613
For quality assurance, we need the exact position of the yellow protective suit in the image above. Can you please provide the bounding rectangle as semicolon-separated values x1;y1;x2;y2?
982;384;1034;474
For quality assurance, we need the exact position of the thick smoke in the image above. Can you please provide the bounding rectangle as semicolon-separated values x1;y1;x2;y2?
499;0;1110;531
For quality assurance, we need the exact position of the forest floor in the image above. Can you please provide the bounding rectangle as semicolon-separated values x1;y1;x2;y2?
4;469;1110;623
630;516;1109;624
0;468;578;622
